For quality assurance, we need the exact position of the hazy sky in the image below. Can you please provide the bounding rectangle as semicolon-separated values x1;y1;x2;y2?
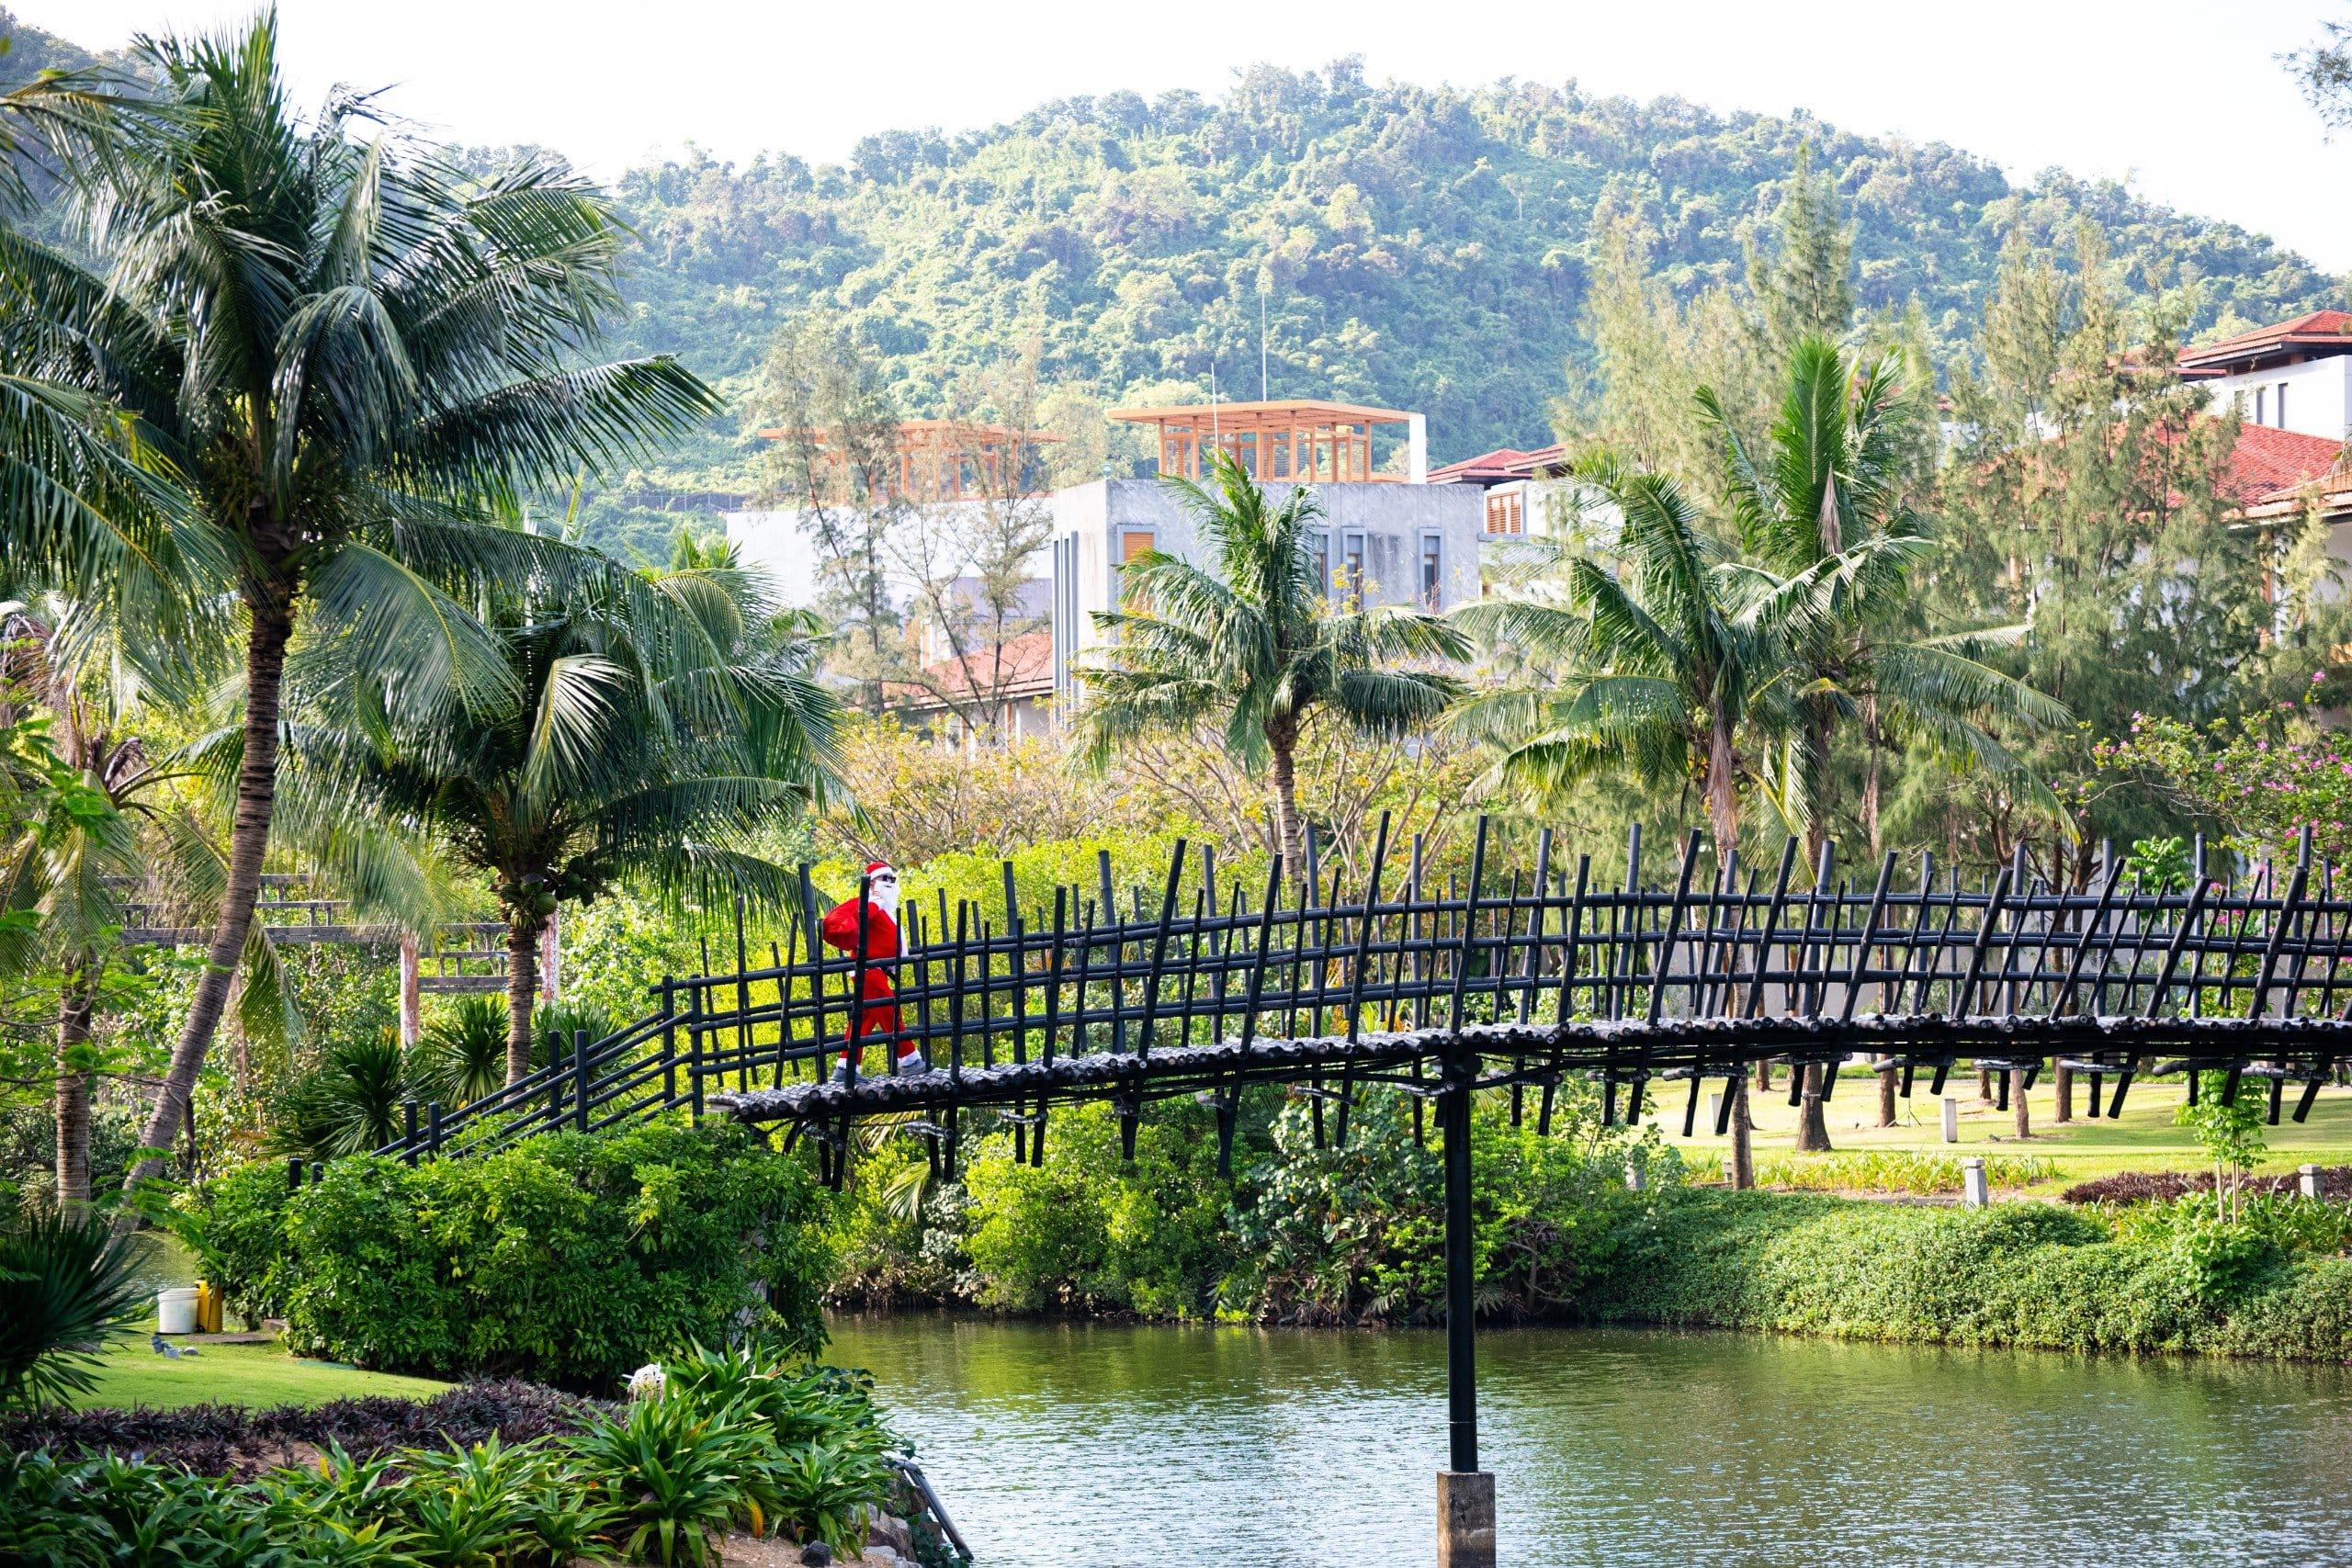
26;0;2352;274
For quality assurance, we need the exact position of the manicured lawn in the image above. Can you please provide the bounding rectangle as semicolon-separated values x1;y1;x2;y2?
1658;1067;2352;1193
75;1339;449;1411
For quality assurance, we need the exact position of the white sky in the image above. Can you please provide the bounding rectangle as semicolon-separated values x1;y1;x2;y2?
25;0;2352;275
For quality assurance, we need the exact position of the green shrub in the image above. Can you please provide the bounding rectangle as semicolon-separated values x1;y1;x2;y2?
1223;1084;1667;1325
175;1122;841;1386
1577;1187;2352;1359
0;1341;911;1566
963;1099;1239;1316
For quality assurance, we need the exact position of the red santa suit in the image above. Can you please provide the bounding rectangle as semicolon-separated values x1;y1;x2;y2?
822;862;915;1067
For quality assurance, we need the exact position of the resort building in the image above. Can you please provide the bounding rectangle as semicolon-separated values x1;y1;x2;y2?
2180;310;2352;441
2180;311;2352;604
1046;400;1483;707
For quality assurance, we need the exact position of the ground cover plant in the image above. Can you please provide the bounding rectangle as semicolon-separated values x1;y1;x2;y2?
0;1343;913;1565
1750;1150;2061;1195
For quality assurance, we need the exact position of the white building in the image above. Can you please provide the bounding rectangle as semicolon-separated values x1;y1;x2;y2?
2181;310;2352;440
1047;400;1486;704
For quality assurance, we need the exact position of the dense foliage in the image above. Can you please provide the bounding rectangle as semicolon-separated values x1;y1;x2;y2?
836;1085;1669;1325
1578;1187;2352;1359
0;1342;923;1567
174;1123;840;1386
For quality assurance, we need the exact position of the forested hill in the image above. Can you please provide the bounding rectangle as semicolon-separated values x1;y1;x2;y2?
5;15;2343;479
603;61;2342;468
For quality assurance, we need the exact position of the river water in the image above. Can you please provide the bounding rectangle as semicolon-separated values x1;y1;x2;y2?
827;1314;2352;1567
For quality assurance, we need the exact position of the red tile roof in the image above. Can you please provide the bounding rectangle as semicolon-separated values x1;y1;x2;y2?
2222;423;2347;506
889;630;1055;711
2178;310;2352;373
1427;443;1571;485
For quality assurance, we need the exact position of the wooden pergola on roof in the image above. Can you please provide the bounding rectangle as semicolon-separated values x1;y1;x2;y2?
756;418;1061;502
1109;398;1412;483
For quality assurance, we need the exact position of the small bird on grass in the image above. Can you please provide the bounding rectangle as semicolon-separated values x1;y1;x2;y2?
149;1333;199;1359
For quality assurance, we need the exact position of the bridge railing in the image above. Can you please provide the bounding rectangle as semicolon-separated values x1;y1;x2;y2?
367;818;2352;1166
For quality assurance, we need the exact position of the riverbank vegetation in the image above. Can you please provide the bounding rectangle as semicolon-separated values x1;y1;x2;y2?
0;1342;928;1566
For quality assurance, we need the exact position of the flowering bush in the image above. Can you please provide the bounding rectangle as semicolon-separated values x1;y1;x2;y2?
2096;683;2352;866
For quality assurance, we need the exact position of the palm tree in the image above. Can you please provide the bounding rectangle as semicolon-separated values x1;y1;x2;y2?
1709;339;2066;866
1711;340;2066;1142
1454;452;1795;1188
290;560;841;1080
2;17;718;1197
1077;454;1467;870
1455;453;1786;860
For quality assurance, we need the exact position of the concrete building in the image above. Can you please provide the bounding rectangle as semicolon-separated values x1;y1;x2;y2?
2180;310;2352;441
1046;400;1484;705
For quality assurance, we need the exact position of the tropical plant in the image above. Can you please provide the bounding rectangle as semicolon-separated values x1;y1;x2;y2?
272;1034;412;1158
566;1392;775;1566
1702;339;2066;1145
1709;337;2066;864
287;557;838;1081
535;998;620;1075
0;1204;144;1410
408;996;508;1110
1077;453;1468;870
1453;448;1795;1183
3;15;719;1201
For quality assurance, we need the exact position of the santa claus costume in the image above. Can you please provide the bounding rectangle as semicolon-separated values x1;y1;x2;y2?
822;862;927;1079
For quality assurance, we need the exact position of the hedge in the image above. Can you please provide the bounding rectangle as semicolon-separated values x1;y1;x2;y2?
175;1122;840;1387
1578;1189;2352;1359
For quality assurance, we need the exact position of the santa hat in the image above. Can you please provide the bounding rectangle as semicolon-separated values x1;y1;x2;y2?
863;861;899;913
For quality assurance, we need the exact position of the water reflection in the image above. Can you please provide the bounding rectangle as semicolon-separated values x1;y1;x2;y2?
826;1314;2352;1567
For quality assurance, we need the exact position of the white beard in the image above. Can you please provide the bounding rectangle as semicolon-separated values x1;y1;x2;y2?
869;879;899;919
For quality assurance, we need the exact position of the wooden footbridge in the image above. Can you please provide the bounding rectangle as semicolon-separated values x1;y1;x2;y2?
365;817;2352;1566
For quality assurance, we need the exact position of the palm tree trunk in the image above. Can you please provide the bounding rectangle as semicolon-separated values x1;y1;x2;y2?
1729;1077;1755;1190
1876;1055;1898;1127
54;963;96;1213
1706;709;1755;1185
2012;1067;2031;1139
505;912;545;1085
119;588;295;1216
1268;732;1305;874
1794;1061;1831;1151
1861;696;1884;860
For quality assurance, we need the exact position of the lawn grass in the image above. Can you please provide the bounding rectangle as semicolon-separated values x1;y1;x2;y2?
75;1339;449;1411
1657;1067;2352;1195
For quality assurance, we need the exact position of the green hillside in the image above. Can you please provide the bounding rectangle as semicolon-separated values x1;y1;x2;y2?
602;61;2340;478
7;17;2340;496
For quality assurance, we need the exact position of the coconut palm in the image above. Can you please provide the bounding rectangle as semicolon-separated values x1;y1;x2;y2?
1;17;718;1199
1077;453;1469;871
1711;341;2067;1144
1709;338;2067;865
289;561;841;1082
1453;451;1799;1188
1454;452;1789;861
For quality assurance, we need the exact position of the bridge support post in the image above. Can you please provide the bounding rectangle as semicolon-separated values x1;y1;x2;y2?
1437;1060;1494;1567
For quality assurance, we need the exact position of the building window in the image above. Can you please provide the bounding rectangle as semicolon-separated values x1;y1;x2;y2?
1485;490;1524;536
2255;386;2268;426
1340;530;1366;604
2278;382;2289;429
1419;531;1443;609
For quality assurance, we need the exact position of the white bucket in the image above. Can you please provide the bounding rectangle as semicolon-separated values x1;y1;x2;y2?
156;1287;198;1335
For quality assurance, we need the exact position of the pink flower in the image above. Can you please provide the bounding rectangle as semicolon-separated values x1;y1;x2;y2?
2316;671;2329;683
